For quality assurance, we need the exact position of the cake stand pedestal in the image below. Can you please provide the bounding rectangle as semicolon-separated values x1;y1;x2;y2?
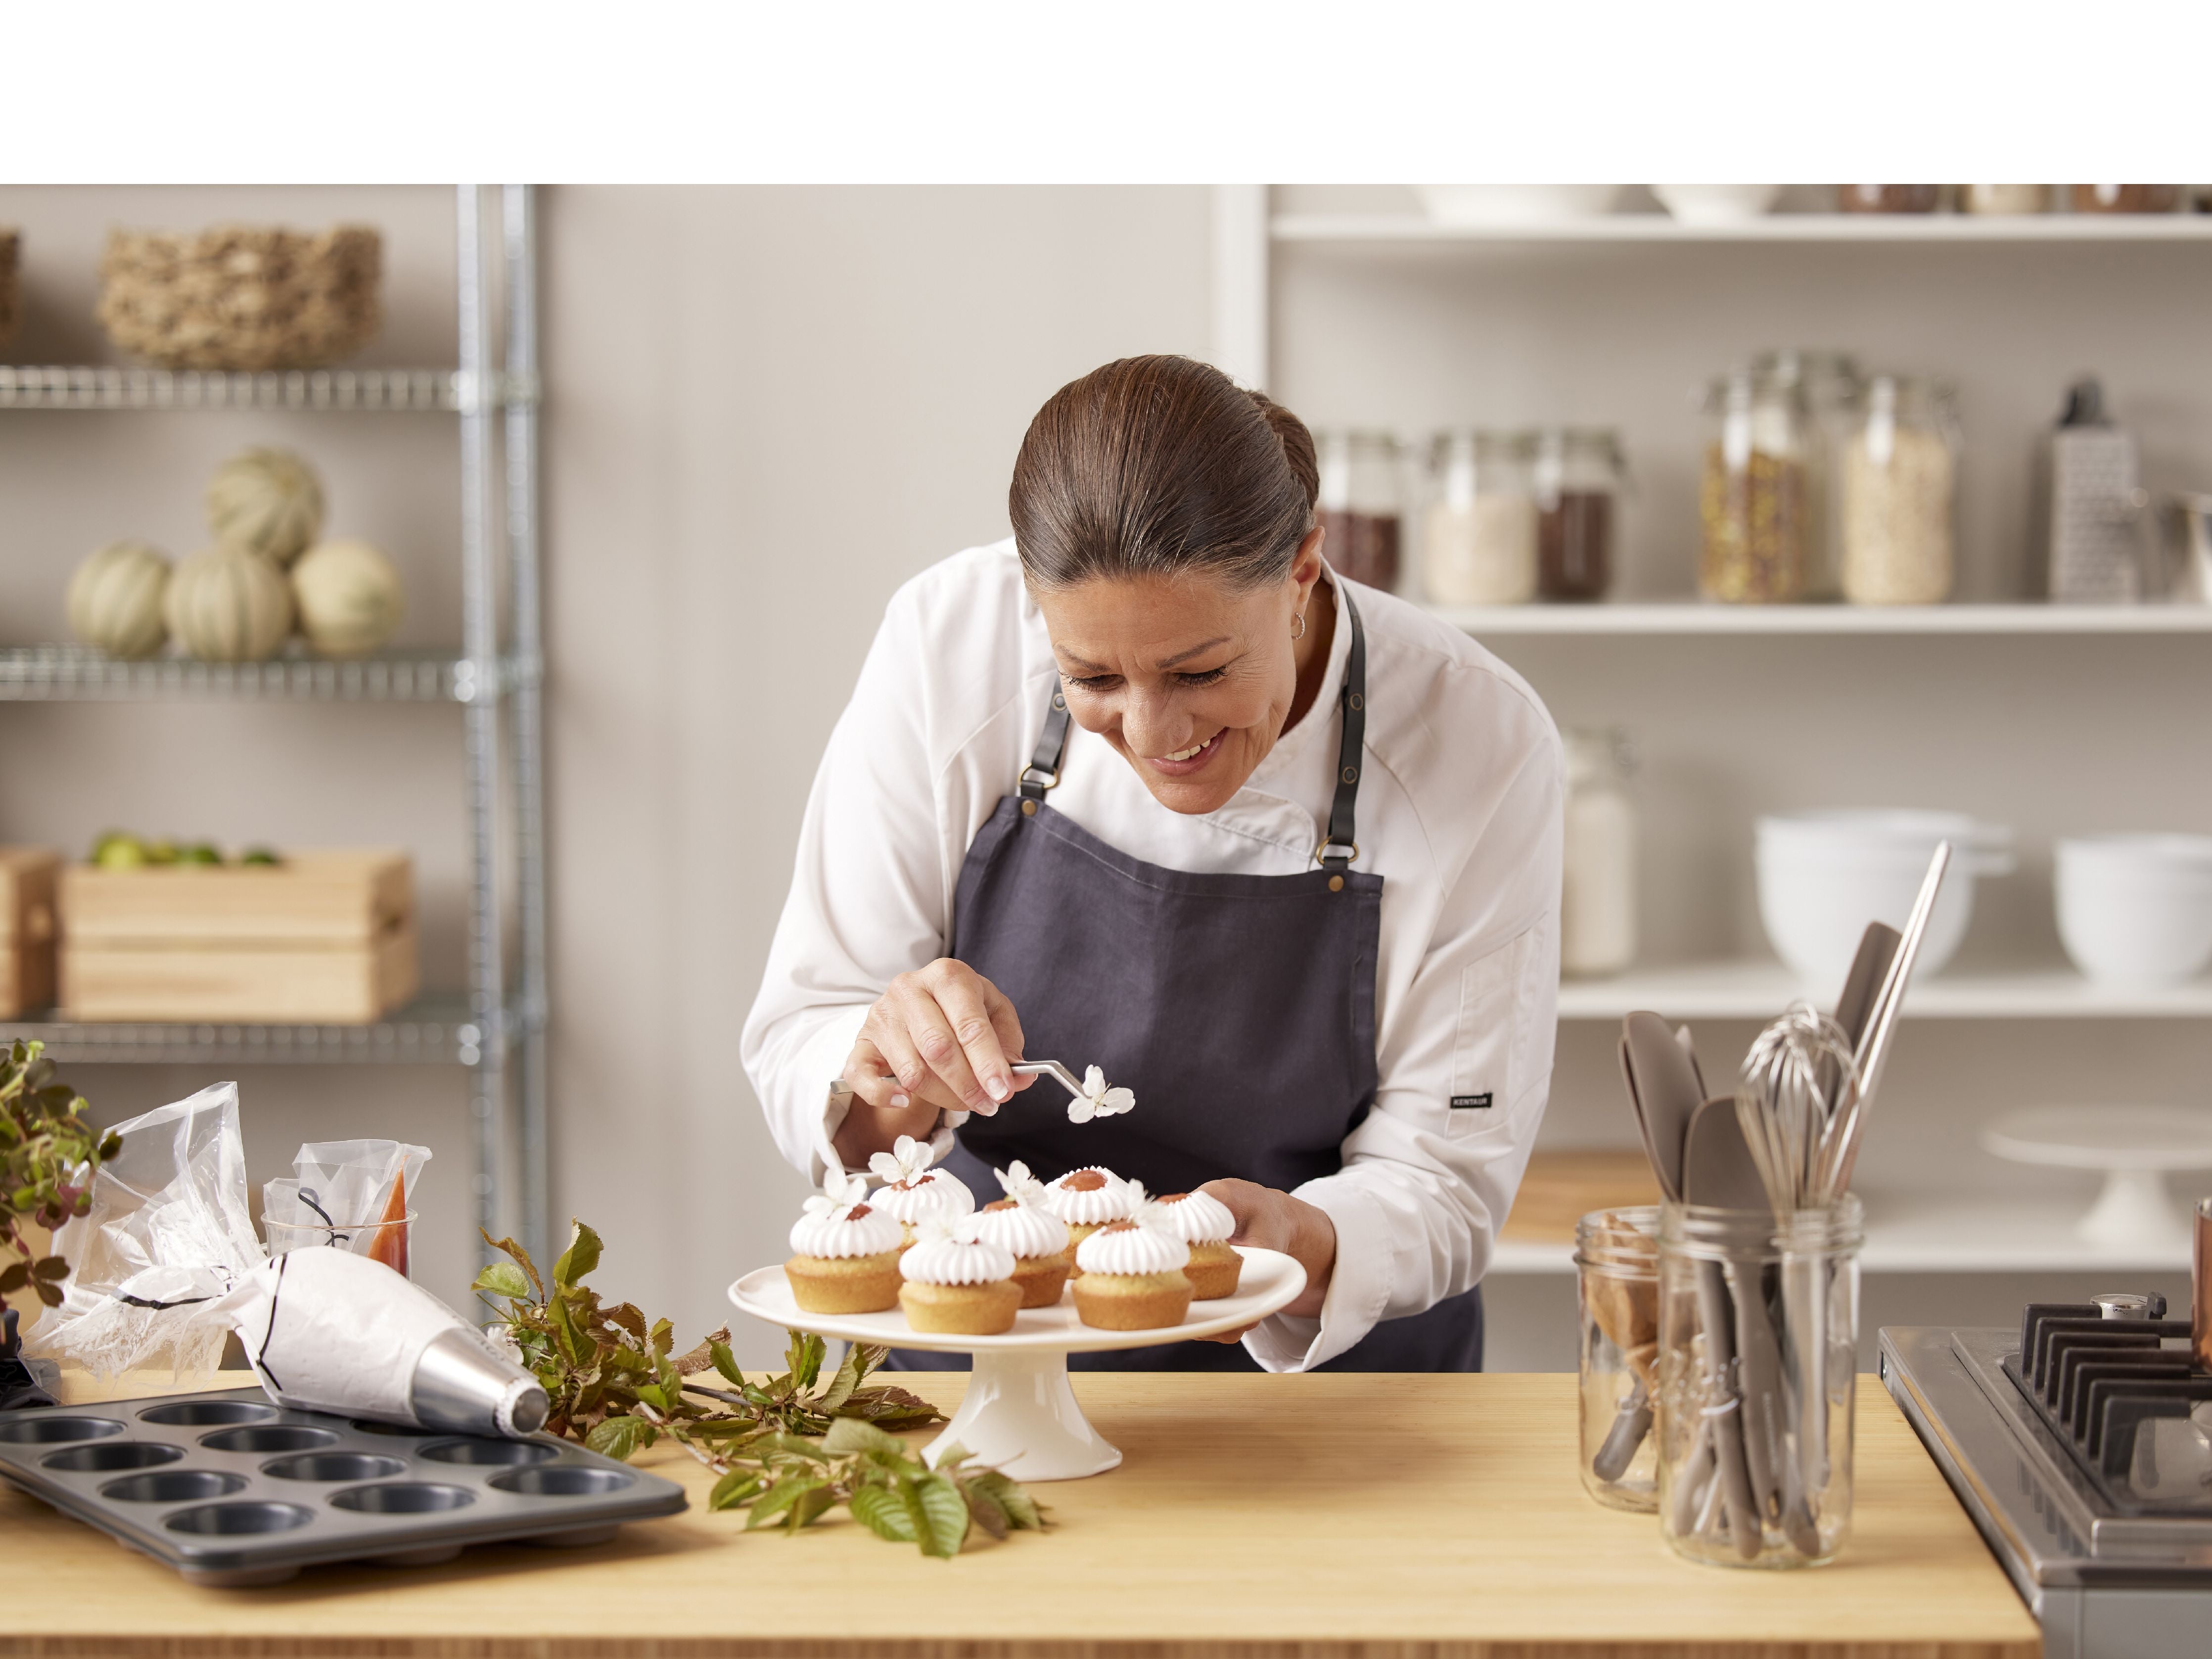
1983;1105;2212;1255
728;1246;1304;1481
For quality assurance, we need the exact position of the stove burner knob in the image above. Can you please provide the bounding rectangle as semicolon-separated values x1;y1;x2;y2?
2091;1291;2166;1320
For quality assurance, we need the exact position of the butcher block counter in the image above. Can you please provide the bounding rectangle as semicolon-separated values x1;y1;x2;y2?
0;1370;2035;1659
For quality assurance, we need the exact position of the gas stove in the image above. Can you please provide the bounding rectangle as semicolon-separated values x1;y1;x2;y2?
1882;1300;2212;1659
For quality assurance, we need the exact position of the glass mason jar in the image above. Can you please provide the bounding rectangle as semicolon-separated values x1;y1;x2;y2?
1533;428;1624;601
1700;369;1812;603
263;1212;417;1279
1839;184;1942;213
1841;375;1960;605
1421;430;1535;604
1562;730;1637;977
1576;1206;1659;1510
1317;429;1404;593
1656;1197;1864;1569
1751;350;1861;600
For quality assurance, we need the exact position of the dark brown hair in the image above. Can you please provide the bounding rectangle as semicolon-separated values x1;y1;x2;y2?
1009;355;1319;591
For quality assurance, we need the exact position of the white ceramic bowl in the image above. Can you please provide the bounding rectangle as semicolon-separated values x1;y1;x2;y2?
1755;811;2014;994
2056;834;2212;989
1651;184;1784;225
1413;184;1620;225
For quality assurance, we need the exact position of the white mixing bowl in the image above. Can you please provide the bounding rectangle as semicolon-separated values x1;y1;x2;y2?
2056;834;2212;989
1652;184;1784;224
1755;811;2014;995
1413;184;1621;225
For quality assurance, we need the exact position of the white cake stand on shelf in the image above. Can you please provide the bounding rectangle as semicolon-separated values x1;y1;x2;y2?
727;1246;1305;1481
1982;1105;2212;1255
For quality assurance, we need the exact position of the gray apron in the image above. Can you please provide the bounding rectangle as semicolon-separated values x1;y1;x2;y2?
897;593;1482;1372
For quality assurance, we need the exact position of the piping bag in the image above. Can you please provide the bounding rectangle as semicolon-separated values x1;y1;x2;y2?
209;1247;548;1438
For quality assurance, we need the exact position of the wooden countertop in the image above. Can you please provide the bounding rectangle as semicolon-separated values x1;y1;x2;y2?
0;1371;2037;1659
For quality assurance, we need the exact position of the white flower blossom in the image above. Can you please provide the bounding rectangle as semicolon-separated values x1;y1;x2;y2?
801;1165;871;1221
995;1159;1050;1206
480;1322;525;1365
869;1133;935;1188
1067;1064;1136;1125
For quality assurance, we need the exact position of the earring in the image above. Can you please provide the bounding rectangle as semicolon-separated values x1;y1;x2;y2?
1292;612;1307;641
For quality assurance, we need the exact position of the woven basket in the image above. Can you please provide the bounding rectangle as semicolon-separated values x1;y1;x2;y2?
0;228;18;349
95;223;381;371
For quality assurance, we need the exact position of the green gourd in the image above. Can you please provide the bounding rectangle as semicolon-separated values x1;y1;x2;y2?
164;545;294;662
66;540;172;659
291;538;404;658
205;447;325;567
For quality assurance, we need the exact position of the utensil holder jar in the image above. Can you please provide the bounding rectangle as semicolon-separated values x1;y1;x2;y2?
1656;1197;1863;1568
1575;1206;1660;1510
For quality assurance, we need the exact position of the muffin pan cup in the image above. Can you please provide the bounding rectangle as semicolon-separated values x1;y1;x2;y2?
0;1387;685;1587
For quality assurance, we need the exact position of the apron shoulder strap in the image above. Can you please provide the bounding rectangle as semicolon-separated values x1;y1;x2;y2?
1318;591;1367;872
1020;686;1071;801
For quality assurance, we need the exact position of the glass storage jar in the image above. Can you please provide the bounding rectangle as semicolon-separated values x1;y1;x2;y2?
1576;1206;1659;1511
1656;1196;1864;1569
1839;184;1942;213
1562;730;1636;977
1700;368;1812;603
1317;429;1404;593
1751;350;1861;600
1841;375;1960;605
1421;430;1535;605
1533;428;1623;601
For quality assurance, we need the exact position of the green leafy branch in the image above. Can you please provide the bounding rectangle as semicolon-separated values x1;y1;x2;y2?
1;1040;121;1313
474;1221;1044;1557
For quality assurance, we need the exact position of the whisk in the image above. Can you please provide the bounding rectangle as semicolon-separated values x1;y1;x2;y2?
1733;1002;1861;1215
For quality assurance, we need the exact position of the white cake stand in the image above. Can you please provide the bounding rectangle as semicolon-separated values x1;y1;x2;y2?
1983;1105;2212;1255
728;1246;1304;1481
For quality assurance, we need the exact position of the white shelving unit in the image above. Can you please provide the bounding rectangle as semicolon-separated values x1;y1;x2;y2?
1275;213;2212;245
1431;602;2212;636
1556;961;2212;1021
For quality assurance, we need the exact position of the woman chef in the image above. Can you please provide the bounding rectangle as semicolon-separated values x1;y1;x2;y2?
741;356;1562;1372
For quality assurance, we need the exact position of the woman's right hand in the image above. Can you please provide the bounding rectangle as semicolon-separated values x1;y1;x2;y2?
832;960;1033;1164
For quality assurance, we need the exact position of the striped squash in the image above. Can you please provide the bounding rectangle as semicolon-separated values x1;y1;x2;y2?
164;545;294;662
66;540;172;659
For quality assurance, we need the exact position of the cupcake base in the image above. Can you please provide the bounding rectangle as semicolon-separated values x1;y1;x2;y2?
784;1250;902;1314
1073;1269;1194;1331
899;1278;1023;1336
1184;1239;1243;1300
1011;1250;1073;1309
1064;1222;1106;1276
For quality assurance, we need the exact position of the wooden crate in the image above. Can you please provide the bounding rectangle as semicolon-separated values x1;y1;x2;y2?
58;850;418;1023
0;848;61;1018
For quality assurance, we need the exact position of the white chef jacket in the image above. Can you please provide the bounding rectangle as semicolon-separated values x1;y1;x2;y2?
741;539;1563;1371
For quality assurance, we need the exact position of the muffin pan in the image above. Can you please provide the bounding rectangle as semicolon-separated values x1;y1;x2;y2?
0;1387;686;1586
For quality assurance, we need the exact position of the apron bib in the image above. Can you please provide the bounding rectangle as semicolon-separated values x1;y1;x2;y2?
899;592;1481;1373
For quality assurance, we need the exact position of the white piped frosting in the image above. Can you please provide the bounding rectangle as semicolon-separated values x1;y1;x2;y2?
1044;1167;1134;1226
789;1169;903;1258
866;1135;974;1226
900;1228;1017;1286
1076;1219;1190;1276
971;1198;1070;1261
1155;1189;1235;1246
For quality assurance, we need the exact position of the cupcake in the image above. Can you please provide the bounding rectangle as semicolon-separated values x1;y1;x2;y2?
1043;1166;1134;1272
867;1133;976;1243
1072;1197;1193;1332
898;1223;1023;1336
970;1161;1074;1308
1155;1188;1242;1299
783;1170;904;1314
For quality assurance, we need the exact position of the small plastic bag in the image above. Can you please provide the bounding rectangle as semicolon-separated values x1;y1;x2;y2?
22;1082;266;1379
262;1140;429;1276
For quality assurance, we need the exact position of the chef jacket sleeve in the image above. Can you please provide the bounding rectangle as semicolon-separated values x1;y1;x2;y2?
739;578;989;1185
1241;703;1564;1373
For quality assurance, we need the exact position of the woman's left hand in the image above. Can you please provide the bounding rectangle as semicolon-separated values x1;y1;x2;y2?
1189;1178;1335;1340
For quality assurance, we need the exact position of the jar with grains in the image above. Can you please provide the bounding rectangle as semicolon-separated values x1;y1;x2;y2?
1700;369;1811;603
1751;351;1860;600
1841;375;1959;605
1562;730;1636;977
1421;430;1536;605
1534;429;1624;602
2072;184;2182;214
1964;184;2049;215
1838;184;1942;213
1317;430;1404;594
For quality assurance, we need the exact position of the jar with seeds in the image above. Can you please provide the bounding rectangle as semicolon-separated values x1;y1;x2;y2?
1700;368;1812;602
1841;375;1959;605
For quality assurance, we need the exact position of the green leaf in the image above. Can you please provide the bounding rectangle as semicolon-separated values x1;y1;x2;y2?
913;1472;969;1559
785;1485;835;1532
785;1330;825;1391
821;1417;907;1458
968;1471;1042;1530
472;1263;530;1298
962;1482;1009;1541
709;1339;744;1388
0;1262;26;1295
34;1280;62;1308
818;1344;864;1413
849;1483;919;1542
30;1256;67;1281
750;1431;829;1463
479;1228;543;1297
633;1382;672;1412
932;1440;974;1472
707;1470;765;1512
746;1475;828;1529
586;1415;654;1461
602;1301;649;1345
552;1221;602;1289
649;1317;675;1357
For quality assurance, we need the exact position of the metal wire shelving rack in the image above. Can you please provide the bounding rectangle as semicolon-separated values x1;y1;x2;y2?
0;185;550;1266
